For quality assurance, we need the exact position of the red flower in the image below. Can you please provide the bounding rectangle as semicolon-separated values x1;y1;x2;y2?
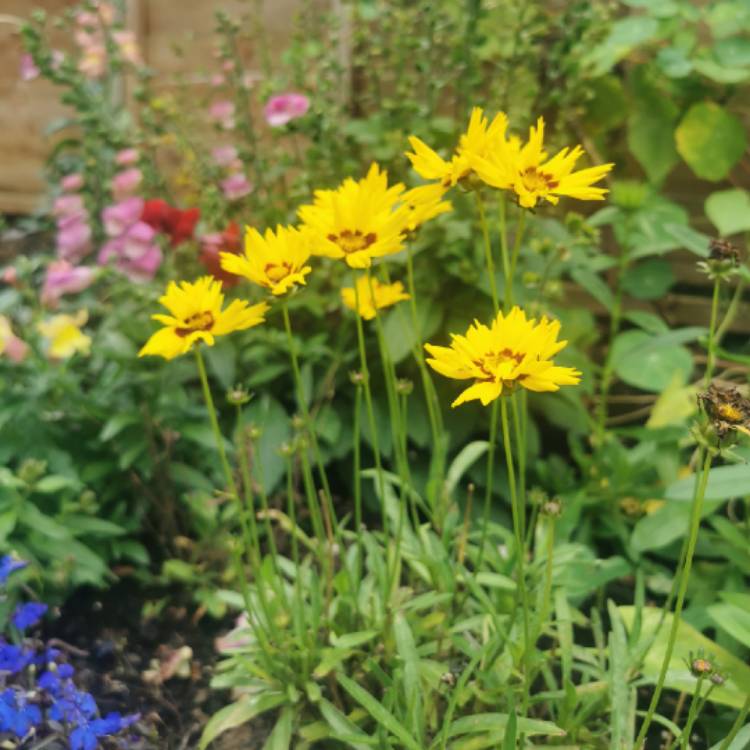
199;222;242;288
141;199;200;247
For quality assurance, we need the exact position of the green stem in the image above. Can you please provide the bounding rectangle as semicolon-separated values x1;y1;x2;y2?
538;517;556;635
507;208;526;311
476;191;499;313
678;678;712;750
498;193;512;312
475;400;498;573
353;383;363;588
632;449;713;749
500;397;531;711
705;277;721;385
511;391;527;539
718;693;750;750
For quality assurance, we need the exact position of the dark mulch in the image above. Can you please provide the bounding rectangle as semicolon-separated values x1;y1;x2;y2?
45;580;266;750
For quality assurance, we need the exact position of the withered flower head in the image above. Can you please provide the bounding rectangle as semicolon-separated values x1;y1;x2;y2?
690;656;714;677
698;238;741;281
698;384;750;441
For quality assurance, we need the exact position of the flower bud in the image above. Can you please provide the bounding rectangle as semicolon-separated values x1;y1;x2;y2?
226;386;251;406
395;378;413;395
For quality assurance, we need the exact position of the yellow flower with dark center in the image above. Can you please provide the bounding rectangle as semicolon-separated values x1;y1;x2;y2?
405;107;511;188
37;310;91;360
425;306;581;407
139;276;268;360
341;276;410;320
402;184;452;232
219;225;312;296
298;163;411;269
472;116;614;208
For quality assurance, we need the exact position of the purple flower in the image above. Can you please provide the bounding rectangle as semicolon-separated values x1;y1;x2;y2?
42;260;95;308
102;197;144;237
11;602;48;631
264;92;310;127
0;555;27;584
111;167;143;200
0;641;33;674
220;173;253;201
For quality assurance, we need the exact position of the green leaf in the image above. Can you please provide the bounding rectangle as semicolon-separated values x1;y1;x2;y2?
394;614;423;741
382;301;442;365
709;725;750;750
692;58;750;84
34;475;78;494
705;189;750;237
199;694;287;749
628;108;678;184
19;504;71;541
631;499;722;553
624;310;669;334
584;17;660;75
444;441;488;499
620;606;750;707
336;672;422;750
570;268;613;310
714;37;750;68
675;102;747;182
262;706;294;750
608;601;632;750
319;700;376;749
445;713;565;738
662;223;711;257
666;464;750;502
611;330;693;393
646;372;697;428
63;515;126;537
708;600;750;648
621;258;674;300
205;341;236;391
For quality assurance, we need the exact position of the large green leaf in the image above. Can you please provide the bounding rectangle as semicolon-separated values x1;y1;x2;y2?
620;606;750;707
621;258;674;300
705;189;750;237
584;17;660;75
628;107;678;184
610;330;693;393
675;102;747;182
665;464;750;501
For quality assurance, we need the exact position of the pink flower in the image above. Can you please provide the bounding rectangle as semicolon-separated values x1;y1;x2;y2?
112;30;141;66
78;44;107;78
210;74;225;87
263;93;310;127
98;228;162;282
4;335;29;363
102;197;144;237
112;168;143;200
209;99;235;130
53;194;85;218
41;260;95;308
220;173;252;201
51;50;65;71
211;145;238;167
2;267;18;286
221;60;235;73
61;173;84;192
20;53;40;82
56;214;92;263
115;148;139;166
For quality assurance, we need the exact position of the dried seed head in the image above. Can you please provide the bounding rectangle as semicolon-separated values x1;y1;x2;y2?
541;497;563;518
698;384;750;441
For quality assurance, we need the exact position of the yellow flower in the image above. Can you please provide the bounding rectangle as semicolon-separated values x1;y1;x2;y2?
425;306;581;407
402;184;452;232
139;276;268;360
220;225;312;296
405;107;511;188
472;116;614;208
37;310;91;360
341;276;410;320
298;163;411;269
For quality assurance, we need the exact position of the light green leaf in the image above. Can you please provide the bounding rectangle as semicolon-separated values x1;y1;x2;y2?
692;59;750;84
676;102;747;182
394;614;423;741
319;700;376;749
705;189;750;237
444;441;488;498
631;499;722;553
621;258;674;300
708;601;750;648
262;706;294;750
620;606;750;707
199;694;286;750
666;464;750;502
611;330;693;393
646;373;697;428
383;300;442;365
445;713;565;738
336;672;422;750
628;108;678;184
570;268;613;310
584;17;660;75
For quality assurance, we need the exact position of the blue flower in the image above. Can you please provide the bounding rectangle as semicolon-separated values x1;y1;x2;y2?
0;641;33;674
0;688;42;738
69;711;140;750
11;602;48;631
0;555;27;585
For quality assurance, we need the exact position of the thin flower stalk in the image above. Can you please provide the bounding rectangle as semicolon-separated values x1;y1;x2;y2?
475;192;499;312
704;276;721;385
718;694;750;750
632;448;713;748
352;380;364;590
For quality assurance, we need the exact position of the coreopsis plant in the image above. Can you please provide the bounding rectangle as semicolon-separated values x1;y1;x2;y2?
340;276;410;320
424;306;581;407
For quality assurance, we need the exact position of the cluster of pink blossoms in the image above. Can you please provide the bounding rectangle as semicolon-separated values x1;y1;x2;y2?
210;143;253;202
98;149;162;282
74;2;141;79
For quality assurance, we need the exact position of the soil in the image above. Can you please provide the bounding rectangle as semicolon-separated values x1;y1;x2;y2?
45;580;269;750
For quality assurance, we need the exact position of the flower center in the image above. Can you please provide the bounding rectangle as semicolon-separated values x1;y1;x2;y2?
328;229;377;255
264;261;293;283
475;348;525;380
520;167;558;194
175;310;215;337
717;403;744;423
